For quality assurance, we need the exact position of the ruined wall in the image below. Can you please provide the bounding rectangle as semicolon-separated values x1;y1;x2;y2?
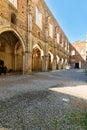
0;0;71;73
0;0;27;45
30;0;70;71
70;41;86;68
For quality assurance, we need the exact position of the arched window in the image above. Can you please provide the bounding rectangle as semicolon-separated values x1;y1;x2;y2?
49;24;53;38
36;7;38;25
80;49;84;55
9;0;17;8
71;50;75;56
9;0;14;2
36;7;42;30
11;13;16;24
57;33;60;43
65;41;67;51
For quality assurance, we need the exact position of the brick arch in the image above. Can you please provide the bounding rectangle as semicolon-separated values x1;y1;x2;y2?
33;43;44;57
47;51;53;70
0;27;25;74
32;44;42;72
36;0;44;14
0;27;25;52
48;51;54;63
9;0;17;8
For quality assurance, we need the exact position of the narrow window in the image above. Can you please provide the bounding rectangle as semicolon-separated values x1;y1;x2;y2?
9;0;14;2
57;33;60;43
80;49;84;55
71;50;75;56
9;0;17;8
38;12;42;29
11;13;16;24
49;24;53;38
36;7;39;25
65;41;67;50
36;7;42;30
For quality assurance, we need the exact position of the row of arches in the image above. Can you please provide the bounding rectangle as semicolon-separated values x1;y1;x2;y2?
0;27;68;74
32;43;68;71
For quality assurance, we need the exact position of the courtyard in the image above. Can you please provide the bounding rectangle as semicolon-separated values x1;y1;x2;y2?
0;69;87;130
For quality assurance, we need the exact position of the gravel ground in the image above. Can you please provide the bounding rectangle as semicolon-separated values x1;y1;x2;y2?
0;69;87;130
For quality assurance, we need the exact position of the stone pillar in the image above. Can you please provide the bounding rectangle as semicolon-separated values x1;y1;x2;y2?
22;51;25;74
62;59;65;69
10;46;15;72
52;58;57;70
58;59;62;69
42;56;46;72
52;33;57;70
25;2;33;73
45;26;48;71
44;15;49;71
10;41;16;72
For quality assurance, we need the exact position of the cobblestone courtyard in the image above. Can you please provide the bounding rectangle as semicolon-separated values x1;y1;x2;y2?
0;69;87;130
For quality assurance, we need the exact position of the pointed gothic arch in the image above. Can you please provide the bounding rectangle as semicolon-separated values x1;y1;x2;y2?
47;51;53;70
32;44;44;71
0;27;25;74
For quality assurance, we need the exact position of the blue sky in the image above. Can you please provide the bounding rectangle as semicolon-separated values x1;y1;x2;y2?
45;0;87;43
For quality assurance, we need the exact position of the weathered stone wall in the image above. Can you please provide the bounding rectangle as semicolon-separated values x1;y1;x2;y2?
30;0;70;71
70;41;86;68
0;0;27;45
0;0;71;73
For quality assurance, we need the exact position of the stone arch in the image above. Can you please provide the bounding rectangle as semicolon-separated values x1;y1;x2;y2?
56;55;60;64
0;27;25;74
32;44;44;71
61;58;64;64
9;0;17;8
0;27;25;52
33;44;44;56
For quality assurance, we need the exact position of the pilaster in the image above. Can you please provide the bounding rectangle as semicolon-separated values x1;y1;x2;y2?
44;14;49;71
25;1;33;73
52;31;57;70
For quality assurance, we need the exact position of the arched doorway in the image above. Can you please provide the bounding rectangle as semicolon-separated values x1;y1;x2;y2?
0;30;25;74
48;53;51;70
56;55;60;69
48;52;53;71
32;48;42;71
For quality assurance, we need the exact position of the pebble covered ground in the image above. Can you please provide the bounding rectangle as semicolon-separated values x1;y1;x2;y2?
0;69;87;130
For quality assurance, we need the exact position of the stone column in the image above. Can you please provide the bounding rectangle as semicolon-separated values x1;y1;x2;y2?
52;32;57;70
25;2;33;73
10;46;15;72
58;33;61;69
44;15;49;71
12;52;15;72
42;56;45;72
22;51;25;74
